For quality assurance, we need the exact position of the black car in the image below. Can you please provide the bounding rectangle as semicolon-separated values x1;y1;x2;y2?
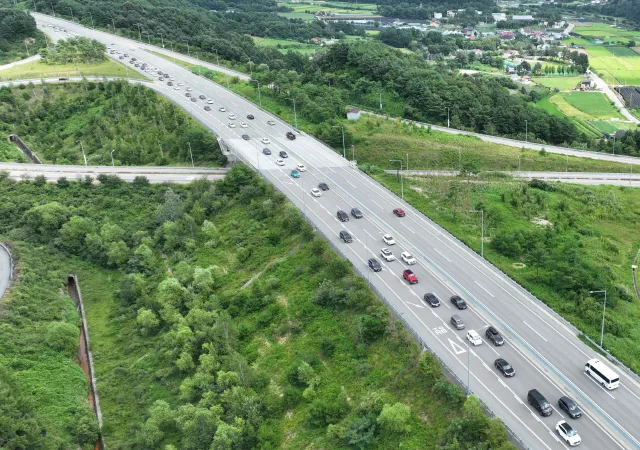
167;82;173;86
558;396;582;419
286;131;296;140
119;56;124;59
279;151;288;158
262;148;271;155
495;358;515;377
423;293;440;307
164;74;169;78
190;97;197;102
186;93;192;97
247;114;254;120
339;231;352;243
450;295;467;310
351;208;363;219
204;106;211;111
485;326;504;346
199;95;206;100
242;134;250;141
368;258;382;272
157;70;163;75
318;182;329;191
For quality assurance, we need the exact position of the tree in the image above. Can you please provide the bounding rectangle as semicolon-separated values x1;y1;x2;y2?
137;308;160;334
376;402;412;433
211;418;245;450
22;201;69;240
527;242;549;279
156;188;184;223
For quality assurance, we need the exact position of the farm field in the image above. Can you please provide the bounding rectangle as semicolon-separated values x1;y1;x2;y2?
252;36;319;55
532;76;582;90
570;22;640;44
590;120;638;134
586;46;640;86
278;1;378;20
561;91;624;119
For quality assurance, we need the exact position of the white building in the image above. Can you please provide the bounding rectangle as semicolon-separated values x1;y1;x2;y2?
492;13;507;22
433;12;443;19
513;14;534;21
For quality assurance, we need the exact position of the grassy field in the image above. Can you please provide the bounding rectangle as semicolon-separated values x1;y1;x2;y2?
532;76;582;90
253;36;319;55
561;37;593;47
571;22;640;44
373;173;640;373
278;1;378;21
0;58;147;81
560;91;624;119
0;135;28;162
587;46;640;86
590;120;638;134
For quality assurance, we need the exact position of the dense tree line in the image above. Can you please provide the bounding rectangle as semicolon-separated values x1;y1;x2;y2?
40;37;105;64
0;81;226;166
250;40;579;144
0;7;43;64
581;0;640;28
377;0;495;21
0;169;517;449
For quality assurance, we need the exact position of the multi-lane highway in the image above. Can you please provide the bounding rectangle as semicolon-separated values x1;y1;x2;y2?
33;14;640;450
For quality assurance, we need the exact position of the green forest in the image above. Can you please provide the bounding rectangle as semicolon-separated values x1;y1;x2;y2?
40;37;106;65
372;171;640;372
0;81;226;166
0;168;517;449
0;6;44;64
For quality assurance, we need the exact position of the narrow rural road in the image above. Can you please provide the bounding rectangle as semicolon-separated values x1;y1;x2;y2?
0;244;11;300
588;71;639;123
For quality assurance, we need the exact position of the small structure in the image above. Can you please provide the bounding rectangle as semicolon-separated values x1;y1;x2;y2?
580;79;592;89
447;10;456;18
311;37;320;45
492;12;507;22
433;12;443;19
513;14;535;21
347;108;361;120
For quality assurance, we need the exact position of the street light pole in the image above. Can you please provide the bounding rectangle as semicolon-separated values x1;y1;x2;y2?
213;48;220;65
352;144;355;161
24;41;30;58
250;80;262;108
286;97;298;129
187;142;194;168
446;106;450;128
525;119;528;142
76;140;87;166
184;40;190;57
50;3;55;16
110;149;116;167
589;290;607;347
379;92;382;110
248;60;253;77
144;32;151;45
68;7;74;22
390;159;404;200
159;33;164;48
467;337;471;395
470;209;484;258
332;126;346;158
88;12;94;29
136;23;142;42
111;17;116;34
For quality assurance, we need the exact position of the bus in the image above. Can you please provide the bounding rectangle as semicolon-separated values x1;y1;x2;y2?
585;358;620;390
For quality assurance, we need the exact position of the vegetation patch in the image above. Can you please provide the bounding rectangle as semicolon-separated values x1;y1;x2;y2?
560;91;624;120
0;58;146;81
532;76;582;90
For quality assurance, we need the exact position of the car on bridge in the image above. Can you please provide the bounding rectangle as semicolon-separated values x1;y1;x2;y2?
485;326;504;346
368;258;382;272
240;122;248;128
318;182;329;191
393;208;406;217
401;251;416;265
467;330;483;346
402;269;418;284
199;95;206;100
267;120;276;125
340;231;353;243
290;169;300;178
275;159;284;166
311;188;321;197
380;248;395;262
219;107;226;112
558;396;582;419
262;138;271;144
382;234;395;245
286;131;296;140
495;358;515;377
262;148;271;155
450;295;467;310
279;151;288;158
228;122;236;128
556;421;581;446
423;293;440;307
297;164;307;172
247;114;254;120
204;106;211;111
242;134;250;141
351;207;363;219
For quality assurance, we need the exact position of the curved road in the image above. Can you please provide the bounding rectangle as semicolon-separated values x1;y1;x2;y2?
32;14;640;450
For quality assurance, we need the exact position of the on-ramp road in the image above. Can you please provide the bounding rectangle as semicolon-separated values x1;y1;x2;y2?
0;244;11;300
34;14;640;450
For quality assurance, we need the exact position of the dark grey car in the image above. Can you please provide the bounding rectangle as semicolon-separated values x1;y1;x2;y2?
339;231;352;243
558;396;582;419
368;258;382;272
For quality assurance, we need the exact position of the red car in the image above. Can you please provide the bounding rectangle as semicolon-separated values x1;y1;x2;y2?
393;208;406;217
403;269;418;284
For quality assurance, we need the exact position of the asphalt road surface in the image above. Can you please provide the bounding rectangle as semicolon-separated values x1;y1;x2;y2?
0;245;11;300
34;14;640;450
0;162;229;183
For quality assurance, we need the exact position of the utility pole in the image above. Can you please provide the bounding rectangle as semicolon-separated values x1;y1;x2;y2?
517;155;520;172
136;23;142;42
470;209;484;258
50;3;55;16
248;60;253;77
390;159;404;200
352;144;355;161
68;7;74;22
250;80;262;108
286;97;298;129
76;140;87;166
332;126;346;158
188;142;194;168
467;337;470;395
613;134;616;155
589;290;607;347
111;17;116;34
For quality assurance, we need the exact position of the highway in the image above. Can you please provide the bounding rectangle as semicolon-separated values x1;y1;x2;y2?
33;14;640;450
0;162;229;183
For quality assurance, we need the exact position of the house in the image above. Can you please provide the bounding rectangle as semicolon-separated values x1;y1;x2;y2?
492;12;507;22
512;14;534;21
429;21;440;27
499;31;516;41
503;49;520;58
311;38;320;45
447;10;456;18
433;12;443;19
347;108;361;120
581;79;592;89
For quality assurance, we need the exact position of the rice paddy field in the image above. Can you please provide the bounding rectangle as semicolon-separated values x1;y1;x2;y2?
532;76;583;90
278;1;378;21
570;22;640;44
587;46;640;85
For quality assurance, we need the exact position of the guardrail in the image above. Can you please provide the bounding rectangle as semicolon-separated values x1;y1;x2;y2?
0;242;13;282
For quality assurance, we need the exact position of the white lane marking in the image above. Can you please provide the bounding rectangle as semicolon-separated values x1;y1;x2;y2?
513;394;524;405
485;342;500;356
344;179;357;189
523;321;548;342
406;301;425;309
433;247;452;262
370;199;383;209
583;373;616;400
552;406;565;419
448;338;466;355
498;378;507;387
621;385;640;402
474;280;494;297
549;431;561;443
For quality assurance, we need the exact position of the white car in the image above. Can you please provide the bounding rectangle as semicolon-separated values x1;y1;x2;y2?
219;107;227;112
401;251;417;265
466;330;483;346
276;159;285;166
267;120;276;125
311;188;321;197
186;87;193;91
174;86;180;90
228;122;236;128
228;114;236;120
240;122;248;128
380;248;395;262
130;48;135;51
556;421;581;447
382;234;396;245
170;77;176;81
207;99;214;104
178;82;184;86
261;138;271;144
297;164;307;172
